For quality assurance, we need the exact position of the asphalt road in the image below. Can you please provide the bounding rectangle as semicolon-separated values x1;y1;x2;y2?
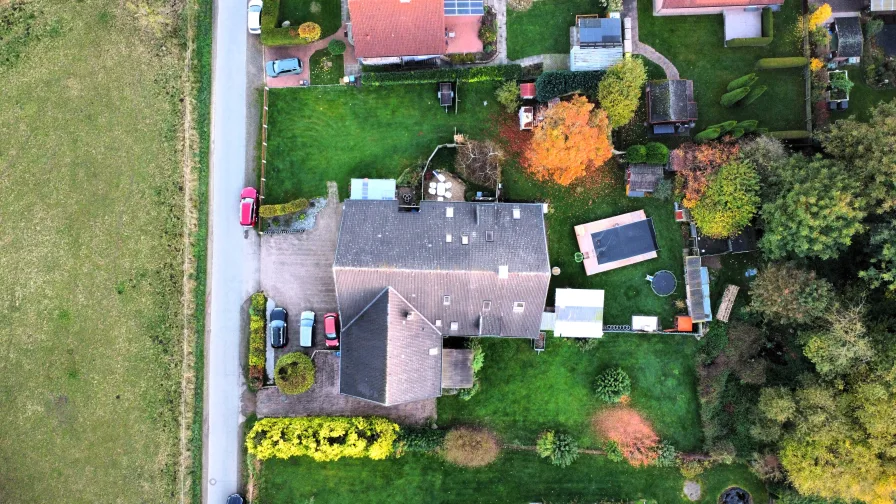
204;2;261;502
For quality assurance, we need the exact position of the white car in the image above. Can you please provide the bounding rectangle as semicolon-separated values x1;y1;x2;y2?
248;0;263;34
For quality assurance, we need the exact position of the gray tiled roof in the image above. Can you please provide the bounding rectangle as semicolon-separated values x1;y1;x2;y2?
442;349;474;388
628;164;665;192
339;287;443;406
334;200;551;338
835;17;863;58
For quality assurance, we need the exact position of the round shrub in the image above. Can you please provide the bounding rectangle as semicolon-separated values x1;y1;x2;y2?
297;22;322;42
654;441;677;467
536;430;579;467
443;427;500;467
274;352;315;395
627;144;647;163
645;142;669;165
328;39;346;55
595;367;631;403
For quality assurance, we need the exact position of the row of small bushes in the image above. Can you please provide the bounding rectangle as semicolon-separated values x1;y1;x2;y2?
260;0;320;46
259;198;308;218
248;292;267;390
626;143;669;165
756;57;808;70
246;417;400;461
720;73;767;108
535;70;603;102
726;8;774;47
363;65;522;86
695;119;763;142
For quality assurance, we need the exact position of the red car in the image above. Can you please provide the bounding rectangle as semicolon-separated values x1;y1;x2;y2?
324;313;339;347
240;187;258;227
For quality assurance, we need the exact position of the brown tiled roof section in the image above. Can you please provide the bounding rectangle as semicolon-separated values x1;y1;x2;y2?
349;0;447;58
662;0;781;8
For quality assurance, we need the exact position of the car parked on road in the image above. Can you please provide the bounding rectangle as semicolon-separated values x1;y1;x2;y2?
324;312;339;347
300;311;315;347
247;0;263;34
270;307;287;348
265;58;302;78
239;187;258;227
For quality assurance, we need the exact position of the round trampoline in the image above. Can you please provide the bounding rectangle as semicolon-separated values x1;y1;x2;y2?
648;270;677;296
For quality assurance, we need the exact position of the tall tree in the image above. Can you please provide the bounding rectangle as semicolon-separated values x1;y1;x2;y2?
860;220;896;292
691;160;761;238
523;95;613;186
821;100;896;212
597;57;647;128
670;141;740;208
801;299;873;378
749;263;835;325
760;157;867;260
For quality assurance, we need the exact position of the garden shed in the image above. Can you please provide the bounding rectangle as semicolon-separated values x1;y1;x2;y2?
647;80;697;135
685;256;712;323
832;16;863;64
626;164;664;197
570;16;624;71
553;288;605;338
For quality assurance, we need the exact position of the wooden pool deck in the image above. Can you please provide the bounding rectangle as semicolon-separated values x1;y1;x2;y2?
574;210;658;275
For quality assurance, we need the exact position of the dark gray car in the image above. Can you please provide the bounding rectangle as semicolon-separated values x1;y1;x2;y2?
265;58;302;78
270;307;288;348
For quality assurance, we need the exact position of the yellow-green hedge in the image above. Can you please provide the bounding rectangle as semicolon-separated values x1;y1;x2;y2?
248;292;266;389
246;417;399;462
259;198;308;218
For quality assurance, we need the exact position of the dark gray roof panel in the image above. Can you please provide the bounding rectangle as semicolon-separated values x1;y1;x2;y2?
579;17;622;44
649;80;696;123
836;17;863;58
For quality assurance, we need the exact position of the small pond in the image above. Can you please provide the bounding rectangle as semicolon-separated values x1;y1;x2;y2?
719;486;752;504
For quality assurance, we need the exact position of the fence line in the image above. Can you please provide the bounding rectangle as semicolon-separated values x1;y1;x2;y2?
260;86;269;202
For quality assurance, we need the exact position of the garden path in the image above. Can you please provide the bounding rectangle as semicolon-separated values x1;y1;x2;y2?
622;0;681;79
488;0;509;63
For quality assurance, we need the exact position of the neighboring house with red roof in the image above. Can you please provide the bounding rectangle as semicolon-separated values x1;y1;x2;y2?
654;0;782;15
348;0;484;64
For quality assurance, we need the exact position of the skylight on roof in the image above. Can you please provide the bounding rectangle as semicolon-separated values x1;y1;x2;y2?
444;0;484;15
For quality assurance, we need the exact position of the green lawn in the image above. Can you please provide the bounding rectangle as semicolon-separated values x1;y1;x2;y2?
278;0;343;37
266;83;501;202
637;0;806;131
439;336;702;450
507;0;602;60
259;451;768;504
310;49;344;85
0;1;187;501
830;65;896;121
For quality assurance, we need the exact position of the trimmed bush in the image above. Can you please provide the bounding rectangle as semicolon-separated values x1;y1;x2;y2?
768;130;811;139
694;128;722;142
720;87;750;107
535;70;604;102
443;427;500;467
731;128;745;139
246;416;399;461
762;7;774;37
396;428;446;454
274;352;315;395
655;441;677;467
248;292;267;390
595;367;632;403
710;120;738;134
259;198;309;218
727;73;757;91
536;431;579;467
742;85;767;106
726;37;773;47
363;65;522;86
627;144;647;163
756;57;808;70
735;119;759;132
327;39;346;55
645;142;669;165
297;22;322;42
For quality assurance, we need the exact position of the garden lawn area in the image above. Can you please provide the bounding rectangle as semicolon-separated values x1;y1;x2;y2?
637;0;806;131
502;164;686;327
439;336;702;450
265;83;501;202
310;49;344;85
277;0;343;38
830;65;896;121
0;1;187;501
259;451;768;504
507;0;602;60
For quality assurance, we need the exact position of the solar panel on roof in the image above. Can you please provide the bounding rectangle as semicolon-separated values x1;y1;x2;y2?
444;0;483;15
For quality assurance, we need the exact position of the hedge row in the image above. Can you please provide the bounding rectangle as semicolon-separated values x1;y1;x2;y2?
260;0;315;46
756;57;808;70
768;130;811;139
363;65;522;86
246;417;400;461
248;292;267;390
727;37;773;47
626;142;669;164
762;7;774;38
259;198;308;218
535;70;604;102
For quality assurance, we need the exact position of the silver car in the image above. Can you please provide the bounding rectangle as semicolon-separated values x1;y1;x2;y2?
265;58;302;78
248;0;263;34
300;311;315;347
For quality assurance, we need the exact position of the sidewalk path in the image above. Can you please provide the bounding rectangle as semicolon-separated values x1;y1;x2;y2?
264;26;359;88
622;0;680;79
489;0;509;64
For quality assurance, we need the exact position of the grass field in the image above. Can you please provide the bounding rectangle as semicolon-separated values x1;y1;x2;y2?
637;0;806;131
507;0;601;60
277;0;343;38
259;451;768;504
265;83;502;202
0;1;188;501
310;49;344;85
439;336;702;450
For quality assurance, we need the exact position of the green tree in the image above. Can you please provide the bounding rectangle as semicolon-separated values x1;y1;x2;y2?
692;160;760;238
595;367;631;403
820;99;896;212
758;387;796;423
495;80;521;113
760;157;867;260
749;263;835;325
801;300;873;378
597;57;647;128
860;221;896;292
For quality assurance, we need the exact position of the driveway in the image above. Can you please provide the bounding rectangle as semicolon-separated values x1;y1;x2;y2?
264;25;359;88
256;353;437;425
260;182;340;358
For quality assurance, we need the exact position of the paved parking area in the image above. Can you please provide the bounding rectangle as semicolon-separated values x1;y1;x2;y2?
261;182;340;361
256;353;437;424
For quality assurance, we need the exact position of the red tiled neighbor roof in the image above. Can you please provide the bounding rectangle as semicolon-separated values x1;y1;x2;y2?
349;0;446;58
662;0;780;8
520;83;536;98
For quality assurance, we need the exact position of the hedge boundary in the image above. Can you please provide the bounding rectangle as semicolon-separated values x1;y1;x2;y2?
260;0;314;47
363;65;522;86
727;8;773;47
767;130;811;139
756;57;808;70
535;70;604;102
248;293;267;391
246;417;400;462
259;198;309;218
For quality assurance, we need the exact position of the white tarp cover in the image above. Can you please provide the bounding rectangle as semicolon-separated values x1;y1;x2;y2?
554;288;605;338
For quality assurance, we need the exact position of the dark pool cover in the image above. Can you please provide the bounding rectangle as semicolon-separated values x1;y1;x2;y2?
591;218;658;264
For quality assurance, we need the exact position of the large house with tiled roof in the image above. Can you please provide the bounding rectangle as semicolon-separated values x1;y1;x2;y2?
334;200;551;405
654;0;782;15
347;0;485;64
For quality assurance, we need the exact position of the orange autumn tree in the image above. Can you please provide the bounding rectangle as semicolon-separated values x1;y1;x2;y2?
524;95;613;186
593;406;660;466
